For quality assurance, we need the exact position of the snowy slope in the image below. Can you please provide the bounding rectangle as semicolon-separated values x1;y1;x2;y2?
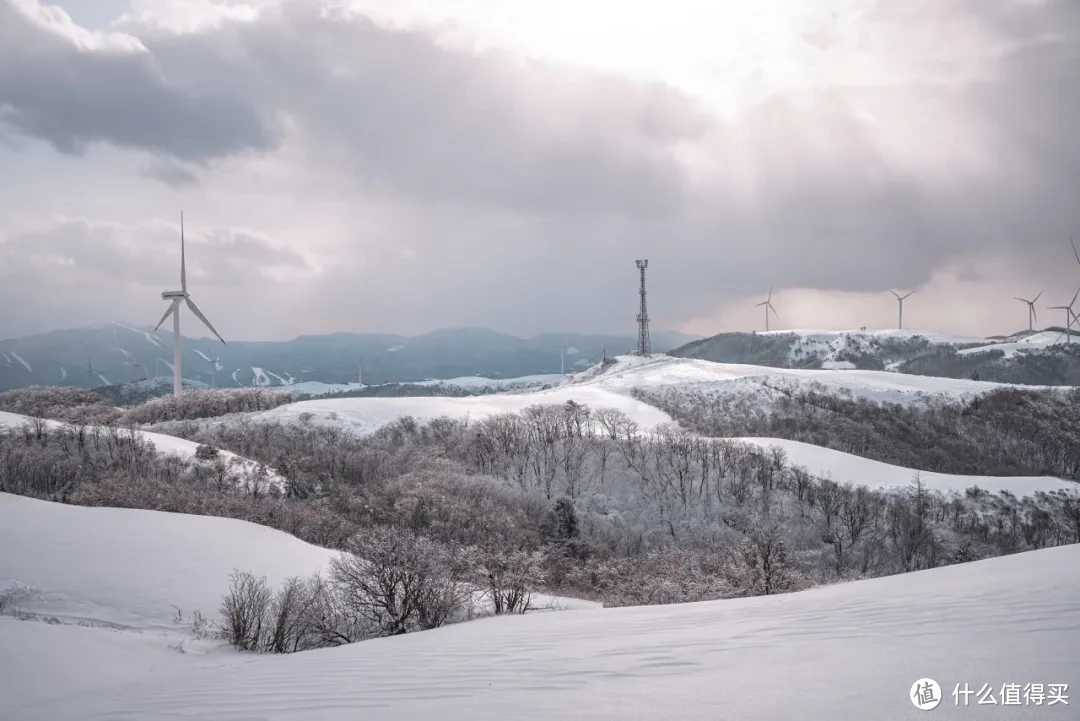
737;438;1078;497
2;493;1076;720
254;385;671;436
269;355;1032;432
285;373;564;397
0;411;281;488
576;354;1057;405
957;331;1063;358
0;493;338;630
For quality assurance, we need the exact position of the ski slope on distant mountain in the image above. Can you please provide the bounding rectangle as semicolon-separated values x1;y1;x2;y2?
8;352;32;373
737;437;1078;497
2;489;1076;720
0;412;281;488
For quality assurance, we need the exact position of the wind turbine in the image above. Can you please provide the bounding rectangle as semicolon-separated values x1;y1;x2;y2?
890;290;914;330
1014;291;1043;332
1049;288;1080;345
206;349;221;388
153;213;226;396
755;285;779;332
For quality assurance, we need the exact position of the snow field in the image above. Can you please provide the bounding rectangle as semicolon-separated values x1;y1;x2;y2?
1;490;1076;720
736;438;1078;497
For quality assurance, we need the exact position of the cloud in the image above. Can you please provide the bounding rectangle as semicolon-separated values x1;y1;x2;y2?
0;0;274;161
0;216;315;338
0;0;1078;341
142;156;200;189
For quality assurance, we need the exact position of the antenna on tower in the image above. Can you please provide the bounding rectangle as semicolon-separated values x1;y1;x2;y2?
635;259;651;357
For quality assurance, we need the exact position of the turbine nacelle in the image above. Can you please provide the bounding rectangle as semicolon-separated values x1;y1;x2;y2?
161;290;188;300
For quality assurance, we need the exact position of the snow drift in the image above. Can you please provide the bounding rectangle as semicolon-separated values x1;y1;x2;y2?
1;489;1076;720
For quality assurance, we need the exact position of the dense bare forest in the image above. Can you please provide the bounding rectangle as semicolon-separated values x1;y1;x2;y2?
635;385;1080;478
1;386;1078;653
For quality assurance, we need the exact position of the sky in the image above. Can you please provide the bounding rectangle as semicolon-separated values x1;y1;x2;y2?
0;0;1078;342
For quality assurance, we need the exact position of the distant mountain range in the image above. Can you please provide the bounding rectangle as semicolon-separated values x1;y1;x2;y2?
668;328;1080;385
0;323;699;392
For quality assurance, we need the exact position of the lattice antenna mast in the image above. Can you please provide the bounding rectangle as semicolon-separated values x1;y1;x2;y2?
635;259;651;357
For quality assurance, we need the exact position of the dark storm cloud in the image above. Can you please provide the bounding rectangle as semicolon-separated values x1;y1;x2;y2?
135;4;709;216
0;0;274;161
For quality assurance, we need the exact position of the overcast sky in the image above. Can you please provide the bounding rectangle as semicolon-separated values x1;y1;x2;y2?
1;0;1078;341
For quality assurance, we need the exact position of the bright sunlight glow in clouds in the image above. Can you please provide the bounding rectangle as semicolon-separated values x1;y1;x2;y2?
0;0;1078;340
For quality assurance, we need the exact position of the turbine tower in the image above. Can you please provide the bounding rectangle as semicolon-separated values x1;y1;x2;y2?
755;285;778;332
635;259;651;357
206;349;221;388
1013;291;1043;332
1048;288;1080;345
890;289;914;330
153;213;226;396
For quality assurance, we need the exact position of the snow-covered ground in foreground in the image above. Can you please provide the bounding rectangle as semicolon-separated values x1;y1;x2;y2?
0;493;338;630
958;330;1063;358
737;438;1078;497
0;411;281;488
2;491;1076;720
0;494;599;717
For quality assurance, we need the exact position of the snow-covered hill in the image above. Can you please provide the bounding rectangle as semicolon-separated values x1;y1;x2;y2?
735;437;1076;497
673;328;1080;385
0;411;281;489
254;383;671;437
573;354;1037;406
958;330;1064;358
285;373;564;397
2;490;1076;720
250;356;1074;498
672;328;987;370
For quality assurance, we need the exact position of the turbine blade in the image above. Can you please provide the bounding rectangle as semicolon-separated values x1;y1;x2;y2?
1014;297;1028;303
770;304;779;318
1033;290;1043;303
754;301;767;307
1072;237;1080;267
180;212;187;293
153;300;178;332
185;298;226;344
767;285;773;302
1071;288;1080;308
890;290;900;299
902;291;915;300
1032;307;1038;324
